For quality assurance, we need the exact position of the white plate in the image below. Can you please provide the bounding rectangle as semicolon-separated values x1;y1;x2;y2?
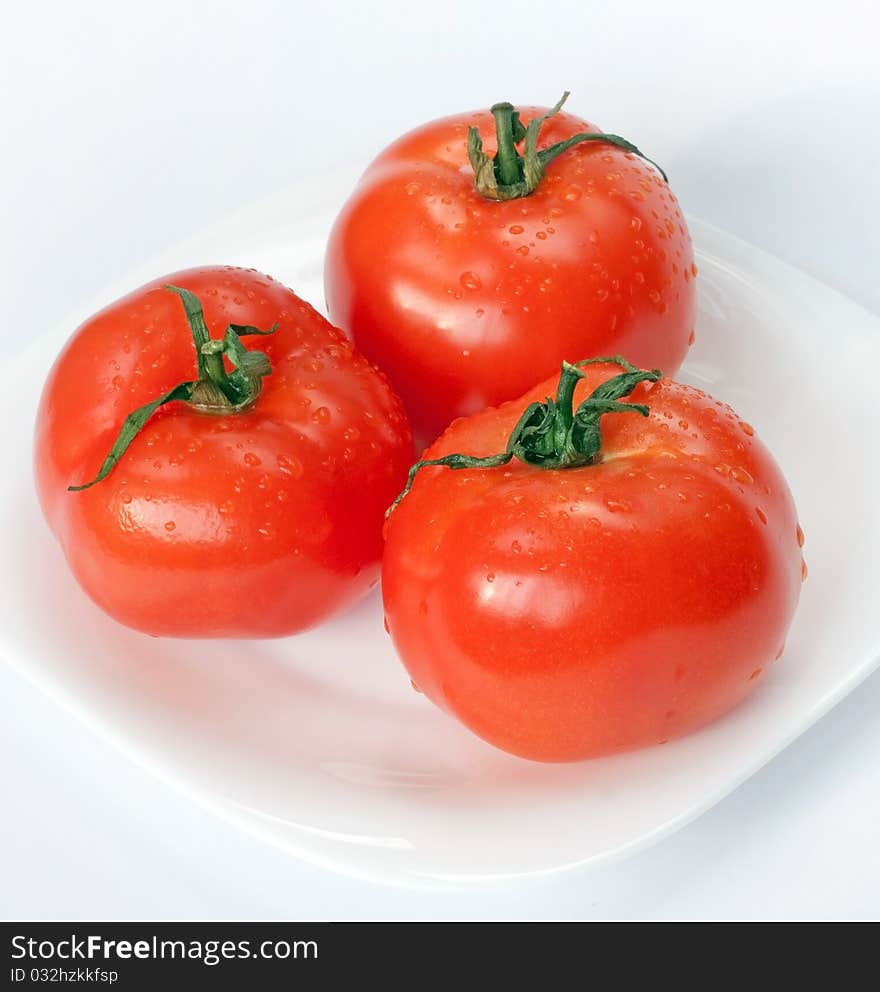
2;169;879;886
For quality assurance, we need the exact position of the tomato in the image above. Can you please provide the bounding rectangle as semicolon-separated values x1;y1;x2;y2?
382;358;804;761
325;93;696;441
35;266;413;638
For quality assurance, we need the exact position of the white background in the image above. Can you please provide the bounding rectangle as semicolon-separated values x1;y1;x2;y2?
2;0;879;920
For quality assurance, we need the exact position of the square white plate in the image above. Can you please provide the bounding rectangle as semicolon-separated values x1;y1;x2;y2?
1;169;878;886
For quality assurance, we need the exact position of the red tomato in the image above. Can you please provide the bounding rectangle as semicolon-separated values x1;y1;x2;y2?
35;266;413;638
382;358;804;761
326;95;696;441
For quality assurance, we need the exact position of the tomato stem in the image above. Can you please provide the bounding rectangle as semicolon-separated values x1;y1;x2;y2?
68;287;277;491
386;356;661;515
467;92;667;201
490;102;525;187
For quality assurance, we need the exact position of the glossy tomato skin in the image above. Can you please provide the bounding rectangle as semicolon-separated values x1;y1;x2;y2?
35;266;413;638
325;106;696;441
382;364;804;761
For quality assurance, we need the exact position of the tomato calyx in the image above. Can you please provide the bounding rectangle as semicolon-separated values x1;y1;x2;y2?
387;356;661;515
467;91;668;201
168;285;277;413
68;285;277;491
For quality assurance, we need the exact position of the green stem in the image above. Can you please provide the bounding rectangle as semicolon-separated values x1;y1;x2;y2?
203;349;235;400
490;102;524;187
168;283;211;379
538;132;667;183
167;285;233;401
386;356;661;516
69;286;277;491
386;452;513;516
467;91;667;200
554;362;585;433
67;381;195;492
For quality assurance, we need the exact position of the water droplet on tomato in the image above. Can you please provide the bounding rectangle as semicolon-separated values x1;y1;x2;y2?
312;406;331;425
164;520;176;532
562;184;582;201
796;523;805;547
486;572;495;583
755;507;768;524
605;498;631;513
243;452;262;467
459;271;482;291
275;453;302;479
731;467;753;485
801;559;809;581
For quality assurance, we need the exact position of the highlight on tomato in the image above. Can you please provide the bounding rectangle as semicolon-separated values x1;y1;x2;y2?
35;266;413;638
382;357;805;761
326;92;697;441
